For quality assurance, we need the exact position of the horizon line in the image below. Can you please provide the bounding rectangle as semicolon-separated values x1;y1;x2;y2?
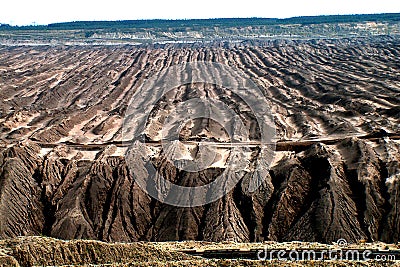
1;12;399;27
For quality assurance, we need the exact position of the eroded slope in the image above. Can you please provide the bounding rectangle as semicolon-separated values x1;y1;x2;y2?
0;37;399;243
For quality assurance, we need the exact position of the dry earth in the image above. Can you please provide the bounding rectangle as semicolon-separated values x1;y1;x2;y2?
0;37;399;245
0;236;400;266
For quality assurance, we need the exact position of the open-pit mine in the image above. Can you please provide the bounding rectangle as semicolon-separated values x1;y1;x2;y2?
0;15;400;266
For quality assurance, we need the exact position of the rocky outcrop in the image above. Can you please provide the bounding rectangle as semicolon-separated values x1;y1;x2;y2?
266;157;313;241
0;143;43;238
283;144;366;242
0;137;399;243
380;138;400;243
